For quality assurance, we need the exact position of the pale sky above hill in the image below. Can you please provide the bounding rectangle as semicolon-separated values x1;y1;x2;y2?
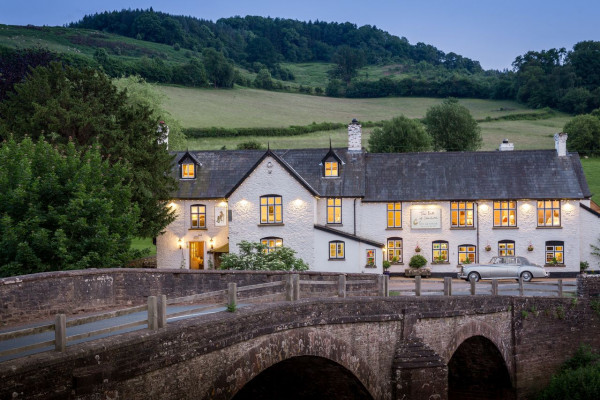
1;0;598;71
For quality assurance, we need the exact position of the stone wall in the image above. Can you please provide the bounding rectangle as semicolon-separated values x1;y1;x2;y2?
0;269;380;325
577;273;600;297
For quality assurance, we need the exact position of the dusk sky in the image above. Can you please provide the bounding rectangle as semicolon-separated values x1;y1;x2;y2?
1;0;598;71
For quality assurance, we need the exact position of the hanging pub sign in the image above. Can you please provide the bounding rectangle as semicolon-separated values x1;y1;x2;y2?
410;207;442;229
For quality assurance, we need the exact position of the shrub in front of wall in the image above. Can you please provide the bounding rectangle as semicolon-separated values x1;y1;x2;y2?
409;254;427;269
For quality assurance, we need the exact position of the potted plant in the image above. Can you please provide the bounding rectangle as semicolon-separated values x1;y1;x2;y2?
484;244;491;252
383;260;391;275
527;243;534;252
405;254;431;277
415;245;421;253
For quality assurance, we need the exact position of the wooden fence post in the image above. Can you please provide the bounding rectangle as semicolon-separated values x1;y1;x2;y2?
415;275;421;297
491;280;499;296
519;277;524;296
55;314;66;352
558;279;563;297
384;275;389;297
147;296;158;330
157;295;167;328
470;278;476;296
338;274;346;298
286;274;294;301
292;274;300;300
228;282;237;309
444;277;452;296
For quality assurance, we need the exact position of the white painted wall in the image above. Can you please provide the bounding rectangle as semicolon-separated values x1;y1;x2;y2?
228;156;316;268
156;199;228;269
580;206;600;271
312;229;382;274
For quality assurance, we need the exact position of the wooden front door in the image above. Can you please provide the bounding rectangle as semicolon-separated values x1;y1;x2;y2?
189;241;204;270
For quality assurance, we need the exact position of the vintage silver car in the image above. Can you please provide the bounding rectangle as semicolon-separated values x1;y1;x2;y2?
457;256;549;282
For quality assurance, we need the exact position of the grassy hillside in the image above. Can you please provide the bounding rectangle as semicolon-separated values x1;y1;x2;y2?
158;85;565;150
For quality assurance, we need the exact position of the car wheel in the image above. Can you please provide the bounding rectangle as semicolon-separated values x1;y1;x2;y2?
468;272;480;282
521;271;533;282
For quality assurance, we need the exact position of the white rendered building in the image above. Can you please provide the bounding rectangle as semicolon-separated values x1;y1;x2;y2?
157;121;599;276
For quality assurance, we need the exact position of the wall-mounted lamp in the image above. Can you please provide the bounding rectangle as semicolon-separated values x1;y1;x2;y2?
177;238;184;249
209;237;214;250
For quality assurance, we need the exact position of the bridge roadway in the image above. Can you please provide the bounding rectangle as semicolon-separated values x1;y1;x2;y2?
1;292;599;400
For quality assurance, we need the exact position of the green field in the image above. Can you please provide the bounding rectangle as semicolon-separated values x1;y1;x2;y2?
158;85;566;151
159;85;549;128
130;237;156;256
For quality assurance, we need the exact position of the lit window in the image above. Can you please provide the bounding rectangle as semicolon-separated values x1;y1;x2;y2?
324;161;339;177
260;195;283;224
190;205;206;229
387;238;403;263
493;201;517;227
366;249;375;266
327;198;342;224
545;241;564;264
432;240;449;262
329;241;345;259
387;202;402;228
451;202;474;227
182;163;195;179
537;200;561;227
498;240;515;256
458;245;476;264
261;237;283;254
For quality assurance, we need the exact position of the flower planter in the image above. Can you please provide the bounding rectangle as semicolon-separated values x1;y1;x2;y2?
404;267;431;278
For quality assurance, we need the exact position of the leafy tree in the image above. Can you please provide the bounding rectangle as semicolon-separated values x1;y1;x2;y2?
253;68;274;89
563;113;600;156
220;241;309;271
537;345;600;400
330;45;366;83
0;137;142;277
0;47;57;102
0;63;176;238
171;58;207;87
112;75;186;150
246;37;279;67
236;140;264;150
203;48;235;88
368;116;432;153
424;98;482;151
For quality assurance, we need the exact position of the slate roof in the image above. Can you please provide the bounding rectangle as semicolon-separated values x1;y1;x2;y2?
171;148;591;201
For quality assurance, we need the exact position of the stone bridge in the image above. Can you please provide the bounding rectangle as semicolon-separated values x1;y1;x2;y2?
1;271;600;400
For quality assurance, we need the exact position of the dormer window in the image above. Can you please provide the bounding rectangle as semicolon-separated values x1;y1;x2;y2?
182;163;195;179
324;161;339;177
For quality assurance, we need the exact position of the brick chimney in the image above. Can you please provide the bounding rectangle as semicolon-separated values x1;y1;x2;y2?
348;118;362;152
554;132;568;157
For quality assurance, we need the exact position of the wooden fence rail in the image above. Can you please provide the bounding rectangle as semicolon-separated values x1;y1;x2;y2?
399;276;576;298
0;273;384;359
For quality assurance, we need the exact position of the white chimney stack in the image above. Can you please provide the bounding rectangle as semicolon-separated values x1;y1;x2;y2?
498;139;514;151
348;118;362;152
554;132;568;157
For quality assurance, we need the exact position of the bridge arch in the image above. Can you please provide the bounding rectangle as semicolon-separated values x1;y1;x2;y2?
448;335;514;400
211;327;382;400
232;355;374;400
444;320;513;379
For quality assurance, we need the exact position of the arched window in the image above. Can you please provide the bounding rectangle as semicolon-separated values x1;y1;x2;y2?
432;240;449;262
545;241;564;264
498;240;515;256
458;244;476;264
329;241;345;260
190;204;206;229
261;237;283;254
260;195;282;224
387;237;403;263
